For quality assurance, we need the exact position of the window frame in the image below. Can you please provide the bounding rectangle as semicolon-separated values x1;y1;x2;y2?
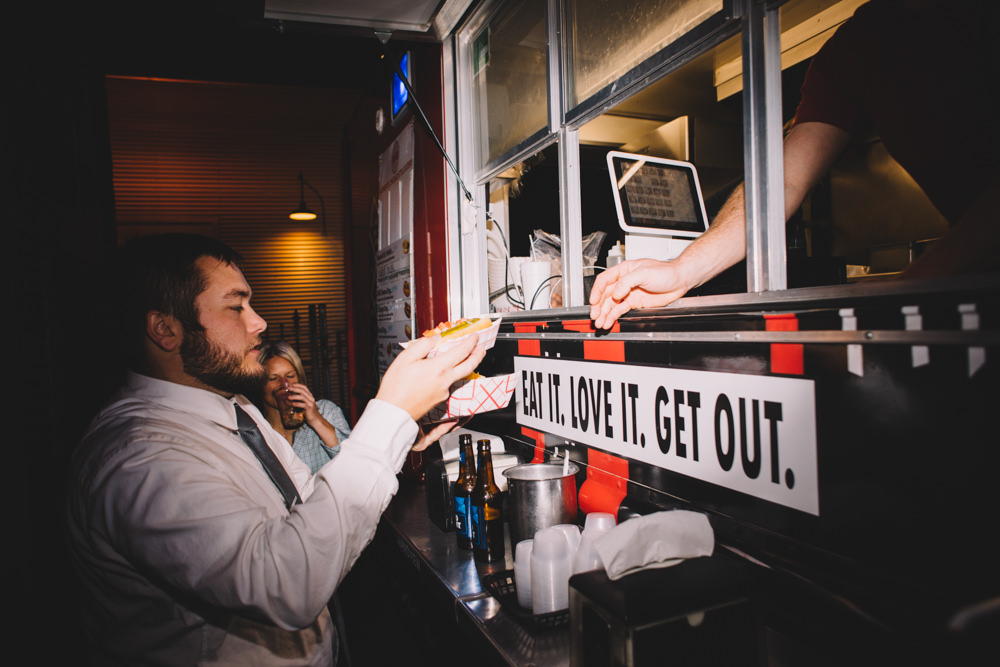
451;0;790;317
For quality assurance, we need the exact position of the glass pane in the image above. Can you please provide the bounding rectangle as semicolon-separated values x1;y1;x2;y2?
577;33;747;298
486;144;562;312
565;0;723;109
473;0;549;167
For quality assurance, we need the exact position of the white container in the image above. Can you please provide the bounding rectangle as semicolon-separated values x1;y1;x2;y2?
573;512;616;574
606;242;625;268
521;260;553;309
514;539;534;609
531;526;570;614
553;523;581;575
583;512;616;536
572;534;603;574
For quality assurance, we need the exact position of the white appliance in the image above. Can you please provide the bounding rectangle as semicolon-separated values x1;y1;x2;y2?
606;150;709;262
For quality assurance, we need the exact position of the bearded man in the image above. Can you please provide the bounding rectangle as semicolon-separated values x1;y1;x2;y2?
66;234;482;666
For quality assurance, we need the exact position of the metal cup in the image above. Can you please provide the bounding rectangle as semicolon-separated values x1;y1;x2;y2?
503;462;579;548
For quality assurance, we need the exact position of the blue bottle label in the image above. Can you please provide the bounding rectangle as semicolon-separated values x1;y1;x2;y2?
455;496;470;536
470;502;482;544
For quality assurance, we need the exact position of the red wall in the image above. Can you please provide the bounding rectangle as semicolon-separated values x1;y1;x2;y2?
345;41;450;421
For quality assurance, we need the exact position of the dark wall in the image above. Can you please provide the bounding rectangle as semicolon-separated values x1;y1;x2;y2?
7;1;394;659
9;4;119;658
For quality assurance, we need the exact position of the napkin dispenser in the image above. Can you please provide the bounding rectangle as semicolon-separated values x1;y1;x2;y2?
569;557;757;667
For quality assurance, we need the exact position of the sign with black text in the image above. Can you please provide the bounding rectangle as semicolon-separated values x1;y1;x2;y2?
514;357;819;515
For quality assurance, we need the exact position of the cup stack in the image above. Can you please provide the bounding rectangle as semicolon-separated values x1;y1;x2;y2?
514;539;533;609
573;512;615;574
530;526;571;614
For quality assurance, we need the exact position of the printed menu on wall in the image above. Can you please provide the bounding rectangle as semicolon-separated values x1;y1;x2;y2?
375;236;415;377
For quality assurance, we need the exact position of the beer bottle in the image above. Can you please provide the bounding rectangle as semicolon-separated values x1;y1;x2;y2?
453;434;476;550
470;438;505;563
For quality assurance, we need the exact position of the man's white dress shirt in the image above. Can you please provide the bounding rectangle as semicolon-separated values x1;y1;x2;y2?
67;371;417;665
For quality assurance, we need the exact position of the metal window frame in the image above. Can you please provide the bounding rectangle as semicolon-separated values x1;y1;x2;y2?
449;0;791;317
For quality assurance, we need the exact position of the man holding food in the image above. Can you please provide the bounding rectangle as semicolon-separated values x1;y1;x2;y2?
66;233;486;666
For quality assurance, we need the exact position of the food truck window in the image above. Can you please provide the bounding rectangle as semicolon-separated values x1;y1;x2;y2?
472;0;550;169
461;0;957;315
487;141;648;312
576;31;746;297
569;0;949;294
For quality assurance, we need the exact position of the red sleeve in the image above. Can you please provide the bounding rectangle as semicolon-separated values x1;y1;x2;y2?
791;11;868;136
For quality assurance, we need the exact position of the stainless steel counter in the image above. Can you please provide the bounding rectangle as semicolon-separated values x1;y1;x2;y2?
383;482;570;667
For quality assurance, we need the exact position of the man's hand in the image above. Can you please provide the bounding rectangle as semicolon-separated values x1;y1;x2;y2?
589;258;692;330
588;122;851;331
411;420;461;452
375;334;486;422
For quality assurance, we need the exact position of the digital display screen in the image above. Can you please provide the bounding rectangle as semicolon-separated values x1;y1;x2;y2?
612;156;706;234
391;51;411;119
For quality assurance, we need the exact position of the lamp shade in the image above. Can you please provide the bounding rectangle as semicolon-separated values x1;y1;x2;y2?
289;202;317;221
290;171;319;221
289;171;325;233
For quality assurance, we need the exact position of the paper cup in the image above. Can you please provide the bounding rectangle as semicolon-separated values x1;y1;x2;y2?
521;260;553;309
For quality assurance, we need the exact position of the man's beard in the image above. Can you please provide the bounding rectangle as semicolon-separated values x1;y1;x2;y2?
181;329;265;396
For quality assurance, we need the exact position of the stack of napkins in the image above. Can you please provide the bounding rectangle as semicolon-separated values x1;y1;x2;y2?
594;510;714;580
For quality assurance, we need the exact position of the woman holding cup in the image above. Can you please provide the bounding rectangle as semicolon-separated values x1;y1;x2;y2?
257;340;352;473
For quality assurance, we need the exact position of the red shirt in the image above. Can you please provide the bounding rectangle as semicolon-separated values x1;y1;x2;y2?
793;0;998;224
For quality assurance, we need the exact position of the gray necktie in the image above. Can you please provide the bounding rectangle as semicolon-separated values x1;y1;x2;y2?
234;404;302;510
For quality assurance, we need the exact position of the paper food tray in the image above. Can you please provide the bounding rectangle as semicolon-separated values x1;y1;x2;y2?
421;372;516;423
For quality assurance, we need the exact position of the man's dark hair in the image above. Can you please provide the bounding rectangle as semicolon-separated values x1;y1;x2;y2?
109;234;244;367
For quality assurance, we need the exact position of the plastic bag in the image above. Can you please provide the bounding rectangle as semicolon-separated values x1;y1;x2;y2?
530;229;607;273
528;229;606;308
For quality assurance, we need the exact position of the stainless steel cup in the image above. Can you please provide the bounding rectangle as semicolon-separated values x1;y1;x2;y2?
503;462;579;547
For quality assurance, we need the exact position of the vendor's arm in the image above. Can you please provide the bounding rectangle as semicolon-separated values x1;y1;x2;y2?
590;121;850;329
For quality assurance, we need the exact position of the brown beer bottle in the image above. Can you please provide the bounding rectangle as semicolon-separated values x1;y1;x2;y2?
470;438;505;563
453;434;476;550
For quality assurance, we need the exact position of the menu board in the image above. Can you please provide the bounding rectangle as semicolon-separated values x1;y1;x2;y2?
375;236;415;377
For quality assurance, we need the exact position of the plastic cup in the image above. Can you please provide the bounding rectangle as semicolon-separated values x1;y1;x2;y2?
572;513;614;574
552;524;581;575
531;526;570;614
514;539;533;609
552;524;581;554
583;512;616;538
572;534;603;574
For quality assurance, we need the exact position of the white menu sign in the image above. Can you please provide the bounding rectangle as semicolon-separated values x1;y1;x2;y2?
375;237;414;376
514;356;820;515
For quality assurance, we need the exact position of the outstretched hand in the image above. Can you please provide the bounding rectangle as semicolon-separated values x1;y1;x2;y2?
375;334;486;422
411;420;460;452
589;258;691;329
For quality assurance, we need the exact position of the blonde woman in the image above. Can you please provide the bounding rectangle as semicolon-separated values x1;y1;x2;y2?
258;341;351;473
